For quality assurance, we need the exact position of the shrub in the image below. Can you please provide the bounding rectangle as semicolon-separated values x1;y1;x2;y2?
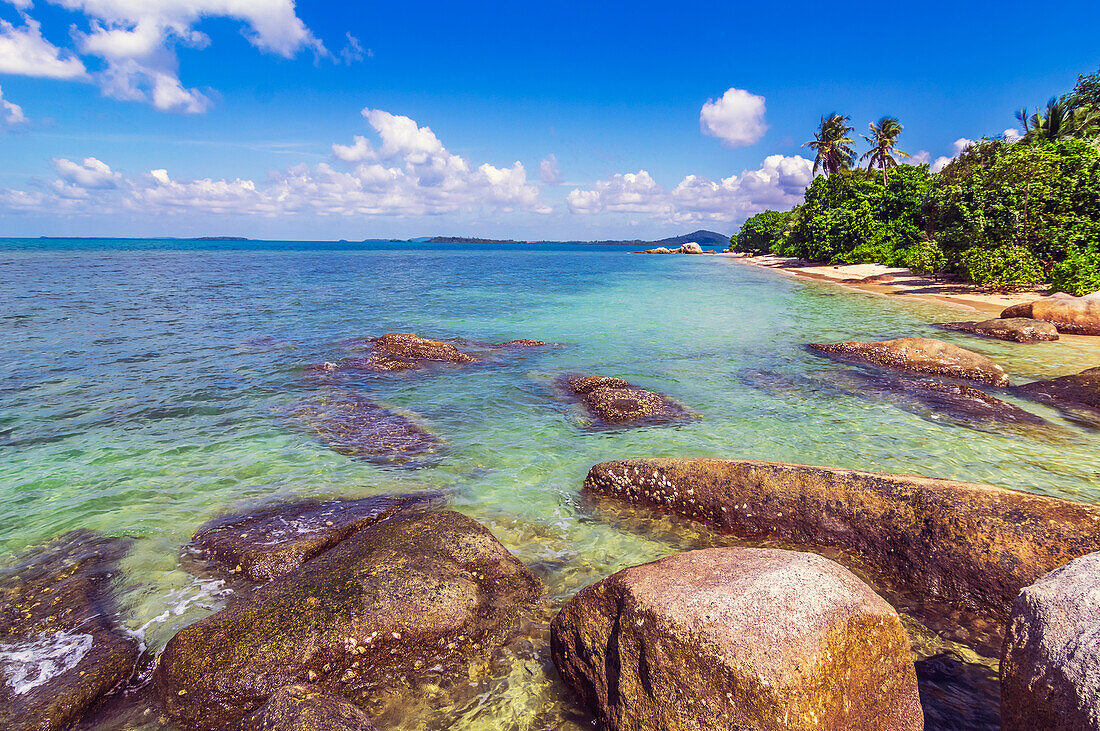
957;246;1044;289
1051;246;1100;295
732;210;792;253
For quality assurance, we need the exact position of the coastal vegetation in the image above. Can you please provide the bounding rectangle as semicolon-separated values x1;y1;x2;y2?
731;66;1100;294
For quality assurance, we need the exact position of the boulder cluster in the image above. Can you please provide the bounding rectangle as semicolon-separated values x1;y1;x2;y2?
636;242;716;254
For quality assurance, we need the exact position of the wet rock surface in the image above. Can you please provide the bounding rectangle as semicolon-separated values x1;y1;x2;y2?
1015;366;1100;420
936;317;1060;343
156;510;545;729
551;547;923;731
906;380;1046;426
915;653;1001;730
0;531;138;731
363;332;478;372
494;338;548;347
583;459;1100;628
190;493;445;582
808;337;1010;386
559;375;692;425
1002;292;1100;335
287;392;441;461
223;685;377;731
1001;551;1100;731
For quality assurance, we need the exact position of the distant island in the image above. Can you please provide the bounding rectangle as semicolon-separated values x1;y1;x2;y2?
195;236;250;241
406;230;731;247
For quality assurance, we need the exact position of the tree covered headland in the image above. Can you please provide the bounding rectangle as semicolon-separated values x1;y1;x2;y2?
730;67;1100;295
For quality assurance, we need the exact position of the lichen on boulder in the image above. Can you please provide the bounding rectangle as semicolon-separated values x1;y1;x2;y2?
807;337;1009;386
222;685;376;731
551;547;923;730
156;511;544;729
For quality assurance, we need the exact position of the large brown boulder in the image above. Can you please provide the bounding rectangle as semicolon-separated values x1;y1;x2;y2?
1001;551;1100;730
636;247;672;254
676;242;703;254
936;317;1059;343
583;459;1100;627
1002;292;1100;335
156;511;544;729
559;375;691;425
287;392;441;461
808;337;1009;386
551;548;923;731
223;685;376;731
1015;366;1100;420
364;332;478;372
190;493;444;582
0;532;139;731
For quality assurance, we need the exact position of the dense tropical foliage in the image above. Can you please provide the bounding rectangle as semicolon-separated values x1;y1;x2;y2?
731;67;1100;294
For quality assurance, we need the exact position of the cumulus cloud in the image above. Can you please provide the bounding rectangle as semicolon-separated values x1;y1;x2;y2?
932;137;974;173
1;0;326;112
0;17;88;79
539;154;562;185
699;87;768;148
909;150;931;165
2;109;551;218
0;86;28;129
567;155;813;224
1003;128;1022;143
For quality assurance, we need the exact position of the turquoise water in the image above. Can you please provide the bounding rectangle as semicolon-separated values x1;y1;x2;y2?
3;239;1100;728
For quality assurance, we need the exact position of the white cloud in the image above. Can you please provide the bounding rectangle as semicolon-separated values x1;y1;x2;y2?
0;17;88;79
339;33;365;65
909;150;931;165
932;137;974;173
699;87;768;148
539;154;561;184
1003;128;1022;143
2;109;550;219
0;86;27;129
567;155;813;224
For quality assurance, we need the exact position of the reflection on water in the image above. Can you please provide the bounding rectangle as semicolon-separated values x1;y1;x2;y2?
4;239;1100;729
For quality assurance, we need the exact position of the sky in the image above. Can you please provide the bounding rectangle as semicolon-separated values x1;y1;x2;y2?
0;0;1098;241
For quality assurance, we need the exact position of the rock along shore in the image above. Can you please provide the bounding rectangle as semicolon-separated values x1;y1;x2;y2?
583;458;1100;626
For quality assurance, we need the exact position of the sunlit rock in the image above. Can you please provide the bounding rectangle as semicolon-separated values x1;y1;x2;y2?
808;337;1009;386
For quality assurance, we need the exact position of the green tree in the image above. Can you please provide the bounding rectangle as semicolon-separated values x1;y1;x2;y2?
803;114;856;177
1016;97;1095;142
860;116;911;186
730;210;793;254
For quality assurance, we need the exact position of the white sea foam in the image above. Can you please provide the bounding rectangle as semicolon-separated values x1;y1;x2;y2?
0;631;94;695
126;577;232;653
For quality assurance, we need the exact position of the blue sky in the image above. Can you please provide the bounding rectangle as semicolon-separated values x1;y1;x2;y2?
0;0;1097;240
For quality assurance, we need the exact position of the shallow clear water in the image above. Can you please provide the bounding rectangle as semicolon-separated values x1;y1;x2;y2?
2;239;1099;729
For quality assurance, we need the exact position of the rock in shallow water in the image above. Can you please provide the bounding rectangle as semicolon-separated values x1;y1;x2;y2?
560;375;691;425
287;392;441;461
551;547;923;731
0;531;139;731
223;685;376;731
156;510;544;729
364;332;478;372
1001;551;1100;731
190;493;445;582
583;458;1100;628
1015;366;1100;422
807;337;1009;386
1002;293;1100;335
936;317;1059;343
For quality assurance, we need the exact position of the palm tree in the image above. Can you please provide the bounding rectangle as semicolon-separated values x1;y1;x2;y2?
1016;97;1082;142
803;114;856;177
860;116;911;185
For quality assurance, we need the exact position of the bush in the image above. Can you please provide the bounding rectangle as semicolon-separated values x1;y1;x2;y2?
894;238;947;275
957;246;1044;289
1051;246;1100;295
731;210;792;253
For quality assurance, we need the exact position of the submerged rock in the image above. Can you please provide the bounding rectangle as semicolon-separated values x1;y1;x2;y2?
156;511;544;729
494;338;548;347
223;685;376;731
1001;551;1100;731
1002;292;1100;335
0;531;139;731
559;375;691;425
936;317;1059;343
906;380;1046;426
808;337;1009;386
583;459;1100;626
1015;367;1100;420
287;392;441;461
915;653;1001;730
190;493;444;582
364;332;478;372
551;547;923;731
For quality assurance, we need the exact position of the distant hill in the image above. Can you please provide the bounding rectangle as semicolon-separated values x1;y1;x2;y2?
195;236;249;241
411;229;730;246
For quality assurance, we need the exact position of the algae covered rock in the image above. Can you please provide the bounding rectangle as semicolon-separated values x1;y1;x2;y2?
287;392;441;461
190;493;444;582
0;531;138;731
551;547;922;731
156;511;544;729
559;375;691;425
365;332;478;372
936;317;1059;343
583;458;1100;626
1001;551;1100;731
808;337;1009;386
223;685;376;731
1002;292;1100;335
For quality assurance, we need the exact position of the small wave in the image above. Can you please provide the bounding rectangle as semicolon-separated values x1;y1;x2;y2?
0;630;94;695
